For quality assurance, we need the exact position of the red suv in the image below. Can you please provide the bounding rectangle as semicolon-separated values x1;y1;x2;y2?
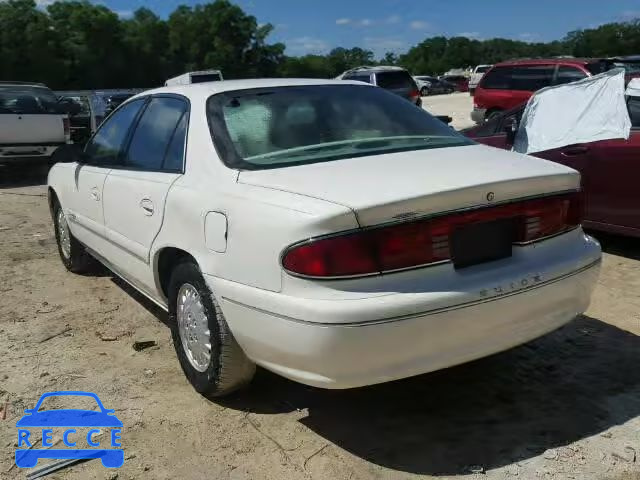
471;58;608;123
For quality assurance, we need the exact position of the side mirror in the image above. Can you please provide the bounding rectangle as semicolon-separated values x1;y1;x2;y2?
504;117;518;146
51;144;85;164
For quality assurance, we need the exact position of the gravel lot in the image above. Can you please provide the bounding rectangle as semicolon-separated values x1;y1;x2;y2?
1;101;639;480
422;92;475;130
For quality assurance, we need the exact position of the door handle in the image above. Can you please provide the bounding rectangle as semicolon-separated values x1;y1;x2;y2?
561;146;590;157
90;187;100;201
140;198;154;216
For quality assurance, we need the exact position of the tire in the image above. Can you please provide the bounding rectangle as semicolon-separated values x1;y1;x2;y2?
420;86;430;96
168;261;255;397
53;200;95;274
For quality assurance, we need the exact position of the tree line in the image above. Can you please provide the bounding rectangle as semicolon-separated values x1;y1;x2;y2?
1;0;639;89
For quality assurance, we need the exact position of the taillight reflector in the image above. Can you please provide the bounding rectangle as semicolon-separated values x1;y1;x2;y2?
282;192;583;278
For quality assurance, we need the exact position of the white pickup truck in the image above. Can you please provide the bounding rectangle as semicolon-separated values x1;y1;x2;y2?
469;64;493;96
0;82;72;165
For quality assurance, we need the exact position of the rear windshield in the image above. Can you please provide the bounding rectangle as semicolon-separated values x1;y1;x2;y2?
191;73;222;83
376;71;415;89
0;86;60;114
480;65;555;91
207;85;472;170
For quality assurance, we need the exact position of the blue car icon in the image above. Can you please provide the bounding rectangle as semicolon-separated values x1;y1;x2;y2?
15;391;123;468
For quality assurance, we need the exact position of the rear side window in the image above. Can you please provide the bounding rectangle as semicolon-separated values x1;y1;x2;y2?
125;97;188;171
555;66;588;85
85;99;146;166
481;65;555;91
376;71;414;89
344;74;372;84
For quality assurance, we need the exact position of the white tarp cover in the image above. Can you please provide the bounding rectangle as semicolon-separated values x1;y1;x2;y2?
513;68;631;154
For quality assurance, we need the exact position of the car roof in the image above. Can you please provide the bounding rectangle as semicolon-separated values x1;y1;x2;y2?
134;78;375;100
494;58;599;67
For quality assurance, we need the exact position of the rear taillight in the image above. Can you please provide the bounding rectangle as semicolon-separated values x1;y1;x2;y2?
63;117;71;143
410;89;420;99
282;192;582;278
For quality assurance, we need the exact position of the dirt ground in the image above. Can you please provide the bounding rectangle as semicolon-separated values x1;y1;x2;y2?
422;92;476;130
1;120;640;479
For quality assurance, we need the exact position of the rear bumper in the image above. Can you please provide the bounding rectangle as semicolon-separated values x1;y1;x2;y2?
0;145;60;164
471;107;486;123
210;231;601;389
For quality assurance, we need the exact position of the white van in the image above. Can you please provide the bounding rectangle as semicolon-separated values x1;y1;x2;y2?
165;70;224;87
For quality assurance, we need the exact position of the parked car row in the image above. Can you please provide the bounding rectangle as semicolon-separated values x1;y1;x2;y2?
471;57;640;123
413;76;456;96
55;90;141;145
0;81;78;166
465;72;640;238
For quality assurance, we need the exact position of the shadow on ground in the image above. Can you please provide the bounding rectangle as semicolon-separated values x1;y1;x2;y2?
0;163;50;189
217;315;640;476
103;238;640;476
590;230;640;261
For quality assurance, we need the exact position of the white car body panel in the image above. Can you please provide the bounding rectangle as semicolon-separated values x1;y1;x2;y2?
48;78;601;389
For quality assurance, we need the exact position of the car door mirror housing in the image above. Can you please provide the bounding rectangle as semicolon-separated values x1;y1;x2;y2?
51;144;86;164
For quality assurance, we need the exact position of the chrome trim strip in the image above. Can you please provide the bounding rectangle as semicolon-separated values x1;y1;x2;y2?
281;189;581;280
223;258;600;328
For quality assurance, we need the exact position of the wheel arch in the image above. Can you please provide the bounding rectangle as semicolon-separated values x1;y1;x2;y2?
154;246;200;301
47;186;59;219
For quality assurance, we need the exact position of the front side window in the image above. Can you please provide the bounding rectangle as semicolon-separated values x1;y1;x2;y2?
85;99;145;166
125;97;188;171
208;85;473;170
555;66;588;85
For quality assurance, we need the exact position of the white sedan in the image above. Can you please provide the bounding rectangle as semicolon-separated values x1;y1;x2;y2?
48;79;601;396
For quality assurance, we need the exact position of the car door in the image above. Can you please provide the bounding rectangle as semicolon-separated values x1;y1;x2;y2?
580;97;640;235
101;95;189;288
65;98;146;254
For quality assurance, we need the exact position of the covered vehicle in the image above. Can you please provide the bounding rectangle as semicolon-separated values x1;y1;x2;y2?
465;70;640;238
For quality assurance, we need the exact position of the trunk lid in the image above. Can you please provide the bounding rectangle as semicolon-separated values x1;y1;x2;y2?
238;144;580;227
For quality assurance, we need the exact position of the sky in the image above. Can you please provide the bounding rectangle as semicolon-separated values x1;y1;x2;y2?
46;0;640;58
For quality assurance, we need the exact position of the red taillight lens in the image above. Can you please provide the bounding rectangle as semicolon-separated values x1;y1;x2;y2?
410;89;420;98
282;192;582;278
